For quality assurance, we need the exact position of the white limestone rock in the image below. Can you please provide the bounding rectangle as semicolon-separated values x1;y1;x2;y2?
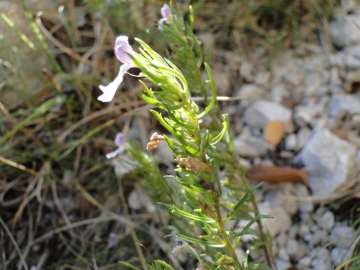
298;256;312;269
331;247;349;267
328;94;360;125
285;133;298;151
236;84;267;106
286;239;307;261
296;129;358;197
257;202;292;237
319;210;335;230
329;224;357;248
329;15;360;48
312;248;332;270
276;259;292;270
243;100;294;132
233;133;269;158
296;128;312;150
235;248;245;263
304;72;322;96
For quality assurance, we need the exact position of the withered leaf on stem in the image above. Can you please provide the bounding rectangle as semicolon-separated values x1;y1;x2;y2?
245;165;308;186
175;156;211;174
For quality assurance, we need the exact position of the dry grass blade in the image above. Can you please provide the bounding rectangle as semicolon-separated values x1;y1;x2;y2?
0;217;29;270
0;156;38;176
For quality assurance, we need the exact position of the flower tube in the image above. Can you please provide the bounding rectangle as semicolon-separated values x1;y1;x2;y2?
98;36;136;102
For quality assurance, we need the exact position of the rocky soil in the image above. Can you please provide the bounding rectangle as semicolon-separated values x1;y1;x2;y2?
224;2;360;269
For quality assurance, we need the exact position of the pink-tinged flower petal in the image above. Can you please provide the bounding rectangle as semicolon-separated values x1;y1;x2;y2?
161;4;172;20
105;132;126;159
115;132;126;147
108;232;116;247
115;36;134;64
98;63;133;102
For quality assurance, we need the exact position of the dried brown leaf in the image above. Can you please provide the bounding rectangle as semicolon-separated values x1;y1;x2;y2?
245;165;308;186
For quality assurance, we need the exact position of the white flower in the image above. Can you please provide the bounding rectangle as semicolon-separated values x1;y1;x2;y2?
98;36;136;102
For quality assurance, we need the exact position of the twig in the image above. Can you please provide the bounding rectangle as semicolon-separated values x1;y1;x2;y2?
0;217;29;270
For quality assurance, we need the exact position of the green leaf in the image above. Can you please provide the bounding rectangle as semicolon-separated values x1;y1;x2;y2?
118;261;142;270
197;63;217;119
163;135;181;155
150;110;174;134
150;260;175;270
242;214;273;234
159;203;216;223
200;130;210;153
176;233;224;247
135;38;164;64
234;183;264;211
138;93;165;109
165;175;211;196
210;114;229;145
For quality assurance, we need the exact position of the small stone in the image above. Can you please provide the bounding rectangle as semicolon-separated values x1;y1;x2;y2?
329;15;360;48
257;202;292;237
276;232;288;248
298;224;311;240
213;68;231;95
330;53;345;68
331;247;349;267
233;135;269;157
297;129;358;197
329;225;356;248
286;239;299;259
264;188;284;206
319;211;335;230
294;105;316;126
277;260;292;270
285;133;298;151
240;62;253;81
312;248;331;270
255;71;271;85
346;44;360;59
271;85;285;103
329;67;341;86
278;247;289;261
287;226;298;239
279;151;293;159
309;230;328;248
328;94;360;125
235;248;245;263
298;256;312;269
296;128;312;150
286;239;307;261
244;100;294;132
272;245;279;257
236;84;266;106
128;189;142;210
304;72;322;96
345;54;360;69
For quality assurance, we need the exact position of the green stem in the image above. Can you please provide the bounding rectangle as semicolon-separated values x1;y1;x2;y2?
250;194;274;269
209;180;243;270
